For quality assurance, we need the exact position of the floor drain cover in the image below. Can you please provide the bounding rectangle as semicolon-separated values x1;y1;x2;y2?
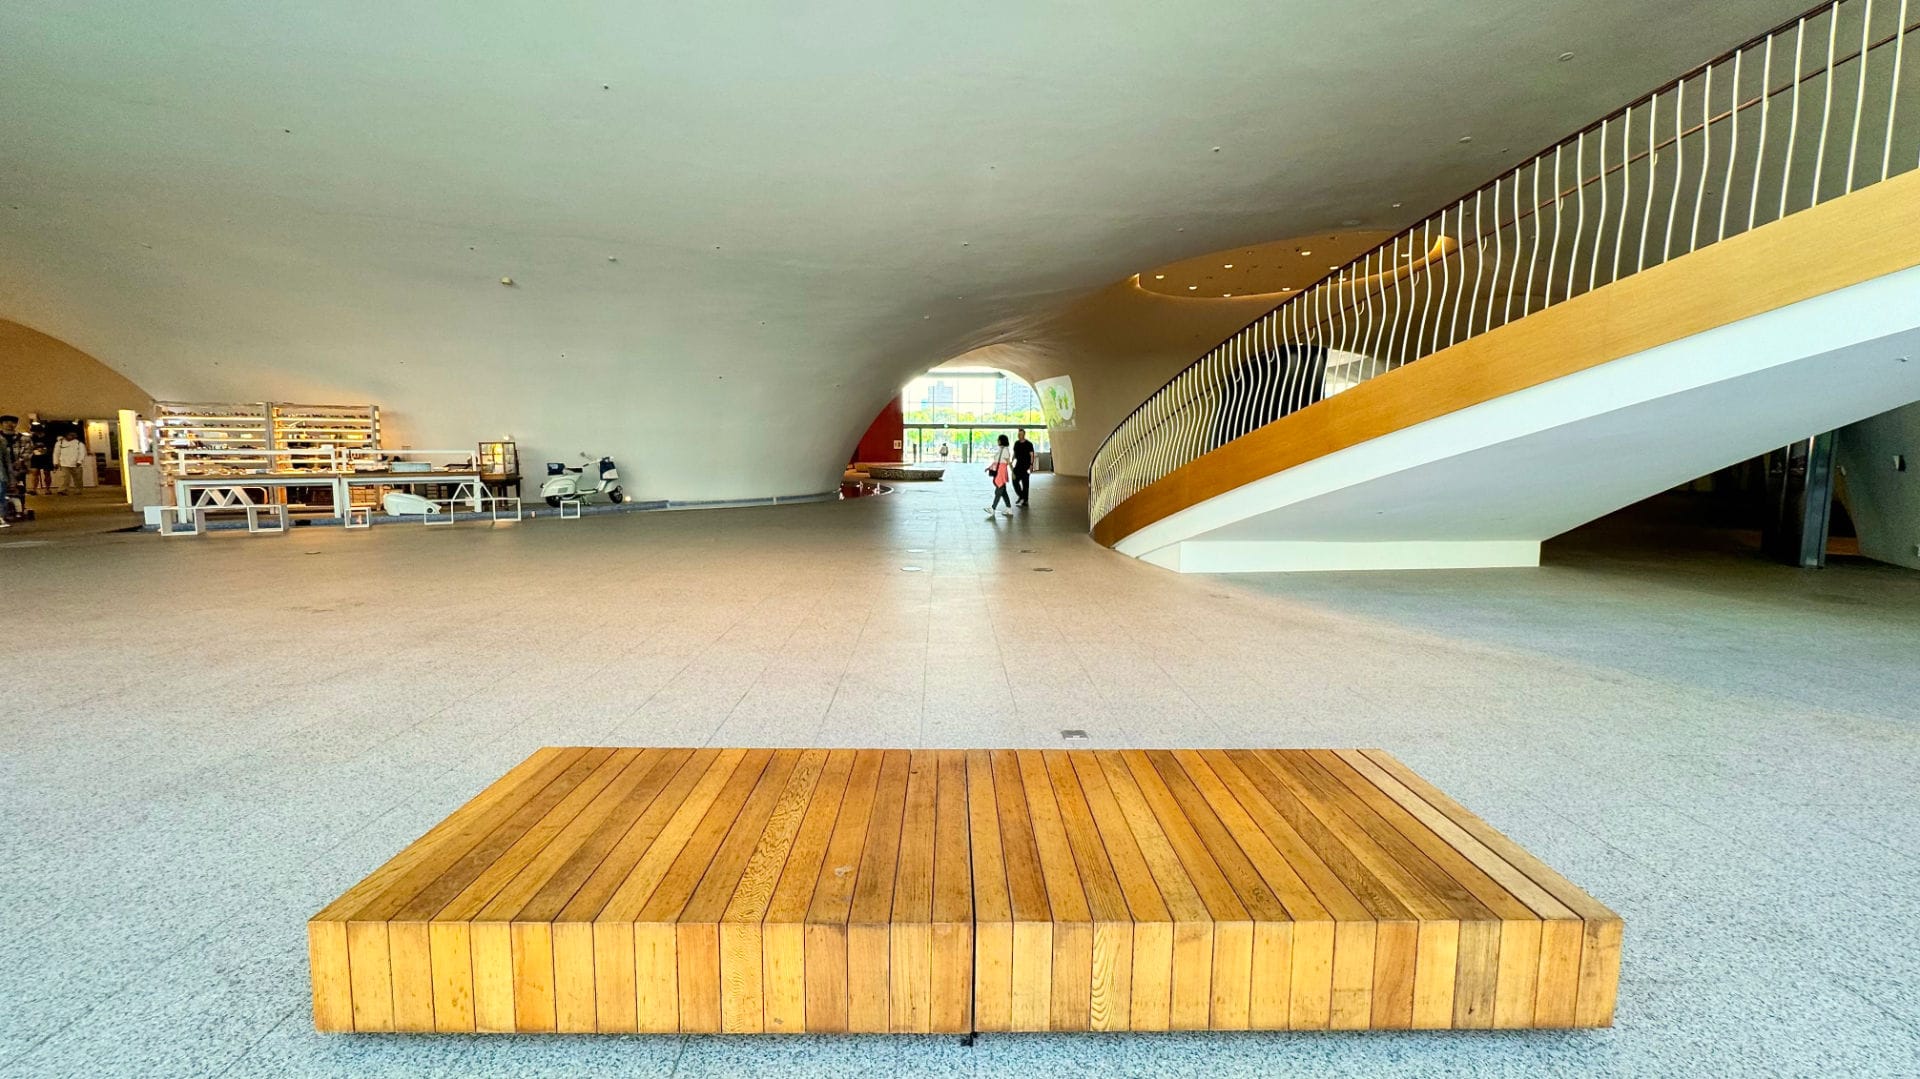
1060;729;1089;740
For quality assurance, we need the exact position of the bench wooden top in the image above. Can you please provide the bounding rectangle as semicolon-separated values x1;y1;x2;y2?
311;747;1621;1034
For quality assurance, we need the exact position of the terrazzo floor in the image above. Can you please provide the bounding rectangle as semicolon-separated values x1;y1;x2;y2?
3;472;1917;1077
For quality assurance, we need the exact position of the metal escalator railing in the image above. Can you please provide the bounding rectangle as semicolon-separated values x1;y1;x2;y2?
1089;0;1920;530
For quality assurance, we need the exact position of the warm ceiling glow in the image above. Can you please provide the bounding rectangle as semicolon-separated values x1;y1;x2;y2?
1134;229;1390;299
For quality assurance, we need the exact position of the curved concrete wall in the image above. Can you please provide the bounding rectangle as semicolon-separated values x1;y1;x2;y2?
0;2;1810;501
0;319;151;420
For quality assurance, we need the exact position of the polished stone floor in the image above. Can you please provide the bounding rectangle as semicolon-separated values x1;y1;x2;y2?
3;472;1917;1078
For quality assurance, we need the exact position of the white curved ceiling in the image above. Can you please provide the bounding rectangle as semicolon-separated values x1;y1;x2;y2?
0;1;1807;498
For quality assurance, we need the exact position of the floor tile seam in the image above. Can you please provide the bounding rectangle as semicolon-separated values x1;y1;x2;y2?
207;1007;299;1078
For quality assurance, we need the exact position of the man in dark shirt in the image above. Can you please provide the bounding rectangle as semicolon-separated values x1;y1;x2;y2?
1011;428;1035;506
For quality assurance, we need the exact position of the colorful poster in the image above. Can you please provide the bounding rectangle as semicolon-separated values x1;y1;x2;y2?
1035;375;1076;431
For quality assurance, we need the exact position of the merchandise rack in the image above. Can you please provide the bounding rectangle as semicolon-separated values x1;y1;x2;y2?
153;401;381;477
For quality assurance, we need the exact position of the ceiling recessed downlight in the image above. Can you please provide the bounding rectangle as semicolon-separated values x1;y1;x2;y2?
1223;263;1234;268
1187;285;1198;290
1154;274;1165;280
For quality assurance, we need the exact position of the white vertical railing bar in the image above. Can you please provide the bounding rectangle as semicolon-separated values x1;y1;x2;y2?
1546;145;1565;308
1569;131;1587;299
1527;155;1544;316
1466;189;1485;340
1847;0;1875;189
1363;247;1388;383
1784;18;1808;214
1611;112;1627;285
1388;235;1407;370
1506;166;1525;326
1692;64;1713;252
1417;216;1436;360
1597;116;1612;286
1886;0;1909;179
1640;91;1657;271
1666;77;1686;262
1751;35;1776;230
1721;49;1742;240
1813;4;1840;204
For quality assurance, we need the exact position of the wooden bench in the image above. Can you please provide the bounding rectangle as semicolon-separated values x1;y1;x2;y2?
309;748;1621;1034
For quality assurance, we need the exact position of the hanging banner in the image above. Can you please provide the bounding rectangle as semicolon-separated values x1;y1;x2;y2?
1035;375;1076;430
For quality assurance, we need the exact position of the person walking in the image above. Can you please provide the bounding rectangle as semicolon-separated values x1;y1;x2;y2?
0;415;17;526
52;430;87;495
29;433;53;495
984;433;1013;518
1012;427;1035;506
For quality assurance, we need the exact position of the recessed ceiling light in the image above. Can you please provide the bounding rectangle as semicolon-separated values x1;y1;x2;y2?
1281;286;1293;292
1224;263;1234;268
1392;202;1403;208
1154;274;1165;280
1223;293;1233;297
1458;135;1473;143
1559;51;1575;62
1187;285;1198;290
1299;249;1312;256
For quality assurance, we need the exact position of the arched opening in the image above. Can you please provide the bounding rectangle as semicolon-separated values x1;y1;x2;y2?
899;366;1052;467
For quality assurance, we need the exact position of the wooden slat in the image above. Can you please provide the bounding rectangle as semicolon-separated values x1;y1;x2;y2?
313;745;1620;1036
672;749;799;1033
967;750;1015;1033
1018;750;1094;1031
990;749;1054;1031
764;748;855;1033
1066;751;1173;1032
889;751;938;1032
846;749;911;1033
718;749;827;1032
1356;750;1621;1028
803;749;886;1033
930;750;975;1034
599;748;759;1033
1094;749;1214;1032
1118;750;1250;1031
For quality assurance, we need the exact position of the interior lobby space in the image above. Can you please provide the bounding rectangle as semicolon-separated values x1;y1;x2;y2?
8;0;1920;1075
5;469;1918;1077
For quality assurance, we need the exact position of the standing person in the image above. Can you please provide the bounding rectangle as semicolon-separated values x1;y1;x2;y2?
52;429;87;495
0;415;17;525
1011;427;1035;507
984;433;1013;518
29;431;53;495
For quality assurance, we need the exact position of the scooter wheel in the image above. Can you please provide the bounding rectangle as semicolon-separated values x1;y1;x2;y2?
607;488;625;504
544;496;563;508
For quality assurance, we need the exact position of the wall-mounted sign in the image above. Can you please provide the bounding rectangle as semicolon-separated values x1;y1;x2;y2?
1035;375;1076;431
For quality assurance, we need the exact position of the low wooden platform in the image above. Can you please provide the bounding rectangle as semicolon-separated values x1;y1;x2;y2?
310;748;1620;1034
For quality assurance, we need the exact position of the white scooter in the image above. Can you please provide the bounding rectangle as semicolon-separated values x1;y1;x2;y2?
541;455;625;508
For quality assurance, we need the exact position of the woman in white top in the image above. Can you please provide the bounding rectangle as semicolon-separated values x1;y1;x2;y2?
984;434;1013;517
